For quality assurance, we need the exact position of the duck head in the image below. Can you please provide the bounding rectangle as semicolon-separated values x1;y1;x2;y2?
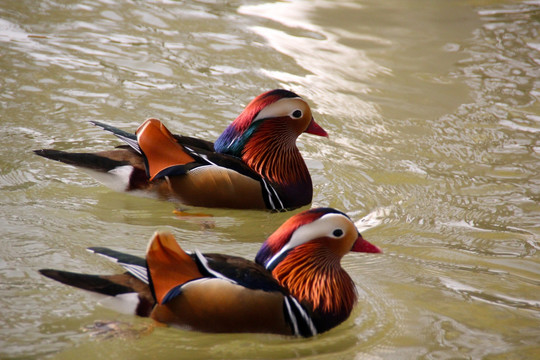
256;208;382;269
214;90;328;186
255;207;382;332
215;89;327;155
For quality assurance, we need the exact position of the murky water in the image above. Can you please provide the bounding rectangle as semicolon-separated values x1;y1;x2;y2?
1;0;539;358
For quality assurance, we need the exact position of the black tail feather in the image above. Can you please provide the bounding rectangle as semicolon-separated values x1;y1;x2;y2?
87;247;146;267
90;121;136;140
39;269;134;296
87;247;148;284
33;149;128;172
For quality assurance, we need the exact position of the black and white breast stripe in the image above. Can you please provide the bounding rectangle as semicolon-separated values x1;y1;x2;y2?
283;296;317;337
261;178;286;212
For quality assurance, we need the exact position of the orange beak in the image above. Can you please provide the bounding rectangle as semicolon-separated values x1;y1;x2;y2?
351;234;382;253
305;117;329;137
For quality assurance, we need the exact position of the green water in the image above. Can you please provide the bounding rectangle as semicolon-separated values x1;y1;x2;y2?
1;0;539;358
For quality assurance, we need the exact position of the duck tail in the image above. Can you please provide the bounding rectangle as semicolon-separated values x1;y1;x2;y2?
39;269;154;316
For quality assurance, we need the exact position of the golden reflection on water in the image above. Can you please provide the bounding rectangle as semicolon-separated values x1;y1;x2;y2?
1;0;539;359
240;1;388;122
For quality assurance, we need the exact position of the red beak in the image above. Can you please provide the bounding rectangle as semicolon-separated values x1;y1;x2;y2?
351;234;382;253
305;117;329;137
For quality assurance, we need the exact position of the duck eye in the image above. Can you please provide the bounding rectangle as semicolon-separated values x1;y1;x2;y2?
291;109;302;118
332;229;344;237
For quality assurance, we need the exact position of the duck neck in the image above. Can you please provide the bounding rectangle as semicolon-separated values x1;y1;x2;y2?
241;119;311;187
271;243;357;332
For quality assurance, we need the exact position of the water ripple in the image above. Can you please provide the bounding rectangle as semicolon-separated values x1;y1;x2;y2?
239;1;389;123
440;277;540;311
1;0;540;358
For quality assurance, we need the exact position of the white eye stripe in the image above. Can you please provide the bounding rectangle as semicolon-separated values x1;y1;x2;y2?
264;213;351;270
253;97;306;122
287;213;350;244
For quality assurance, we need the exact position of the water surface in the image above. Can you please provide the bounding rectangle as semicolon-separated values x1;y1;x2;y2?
1;0;539;358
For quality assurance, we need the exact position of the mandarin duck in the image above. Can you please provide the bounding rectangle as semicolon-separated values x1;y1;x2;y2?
34;89;328;211
39;208;382;336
